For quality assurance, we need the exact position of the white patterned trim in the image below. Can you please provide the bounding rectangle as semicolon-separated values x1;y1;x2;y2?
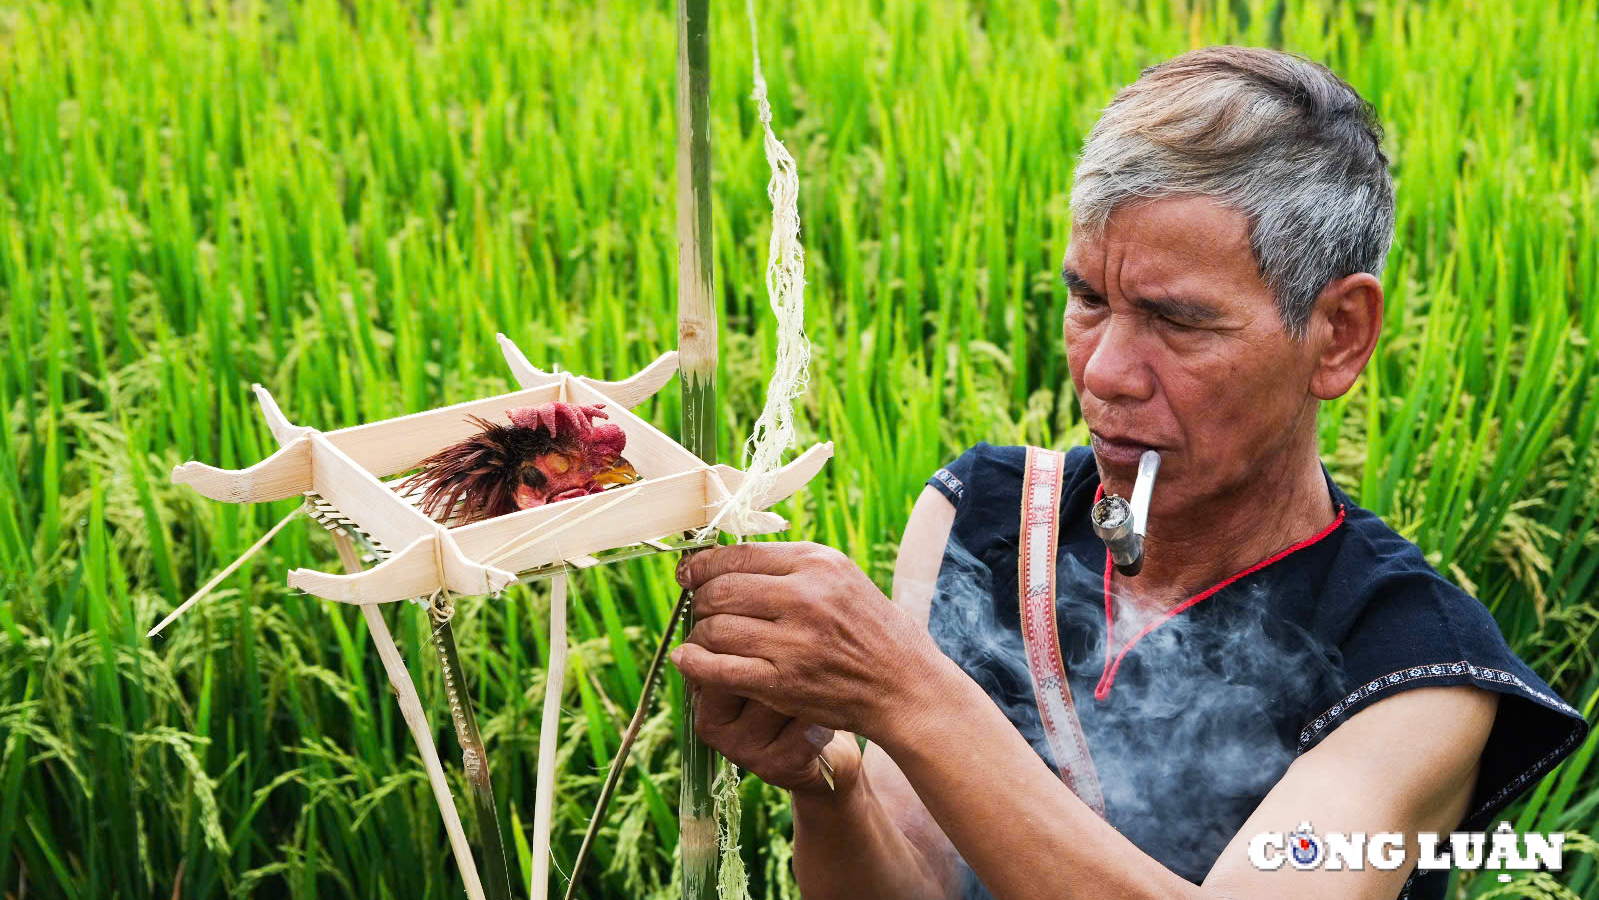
1298;659;1587;837
1297;660;1581;749
932;467;965;502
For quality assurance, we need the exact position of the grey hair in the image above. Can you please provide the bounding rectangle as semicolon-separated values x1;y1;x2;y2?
1070;46;1394;339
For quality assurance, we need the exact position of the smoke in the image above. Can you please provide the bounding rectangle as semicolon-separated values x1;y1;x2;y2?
926;535;1339;896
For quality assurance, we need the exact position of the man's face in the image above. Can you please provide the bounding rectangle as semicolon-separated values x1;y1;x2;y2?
1062;196;1321;518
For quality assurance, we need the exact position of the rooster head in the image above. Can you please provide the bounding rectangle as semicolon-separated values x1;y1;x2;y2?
399;401;639;524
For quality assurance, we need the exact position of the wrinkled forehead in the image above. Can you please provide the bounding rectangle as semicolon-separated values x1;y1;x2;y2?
1064;196;1271;305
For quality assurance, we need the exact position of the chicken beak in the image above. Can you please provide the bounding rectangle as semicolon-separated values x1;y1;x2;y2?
592;459;640;487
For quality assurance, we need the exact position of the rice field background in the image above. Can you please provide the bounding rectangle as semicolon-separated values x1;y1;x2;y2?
3;0;1597;897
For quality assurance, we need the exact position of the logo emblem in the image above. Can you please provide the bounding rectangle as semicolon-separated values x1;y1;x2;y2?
1288;822;1323;869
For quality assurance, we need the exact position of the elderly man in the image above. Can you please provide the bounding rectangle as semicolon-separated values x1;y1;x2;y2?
669;46;1587;900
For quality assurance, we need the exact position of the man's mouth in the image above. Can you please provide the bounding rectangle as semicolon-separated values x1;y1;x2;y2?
1090;431;1160;467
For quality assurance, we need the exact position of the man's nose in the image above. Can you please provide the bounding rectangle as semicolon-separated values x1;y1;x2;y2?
1081;314;1156;404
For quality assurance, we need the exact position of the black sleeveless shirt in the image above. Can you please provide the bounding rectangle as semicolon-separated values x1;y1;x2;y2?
925;443;1587;900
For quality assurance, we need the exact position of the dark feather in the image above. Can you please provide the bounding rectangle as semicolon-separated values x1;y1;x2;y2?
399;415;555;524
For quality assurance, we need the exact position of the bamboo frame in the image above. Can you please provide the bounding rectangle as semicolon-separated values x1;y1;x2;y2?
167;337;832;899
171;336;832;607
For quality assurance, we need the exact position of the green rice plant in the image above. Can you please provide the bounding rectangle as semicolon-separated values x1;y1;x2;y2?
0;0;1595;897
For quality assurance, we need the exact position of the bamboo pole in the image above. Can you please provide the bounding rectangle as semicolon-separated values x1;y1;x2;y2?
562;587;693;900
432;612;513;900
329;532;488;900
675;0;720;897
532;574;569;900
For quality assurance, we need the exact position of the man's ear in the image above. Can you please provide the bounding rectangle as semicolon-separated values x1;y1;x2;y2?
1307;272;1383;401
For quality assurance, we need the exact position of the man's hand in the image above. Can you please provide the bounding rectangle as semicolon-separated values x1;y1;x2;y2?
670;541;950;740
692;687;863;797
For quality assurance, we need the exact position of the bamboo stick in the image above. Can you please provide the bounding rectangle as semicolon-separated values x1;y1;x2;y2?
432;613;513;900
145;504;305;637
676;0;720;896
562;587;693;900
532;574;569;900
330;532;488;900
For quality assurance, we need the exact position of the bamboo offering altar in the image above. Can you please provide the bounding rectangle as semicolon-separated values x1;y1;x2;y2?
157;334;831;899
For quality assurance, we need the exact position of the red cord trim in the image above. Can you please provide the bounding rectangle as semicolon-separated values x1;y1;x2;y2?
1089;483;1346;701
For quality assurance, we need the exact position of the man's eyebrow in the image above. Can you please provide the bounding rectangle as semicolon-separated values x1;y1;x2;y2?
1132;295;1223;323
1062;266;1223;323
1060;267;1097;294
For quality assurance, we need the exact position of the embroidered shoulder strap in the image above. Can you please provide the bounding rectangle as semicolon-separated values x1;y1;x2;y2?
1019;446;1108;820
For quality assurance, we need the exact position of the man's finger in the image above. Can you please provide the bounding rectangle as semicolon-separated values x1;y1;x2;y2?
773;716;835;753
671;643;780;696
685;613;784;658
691;572;791;620
678;542;809;591
695;688;747;729
727;698;794;749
